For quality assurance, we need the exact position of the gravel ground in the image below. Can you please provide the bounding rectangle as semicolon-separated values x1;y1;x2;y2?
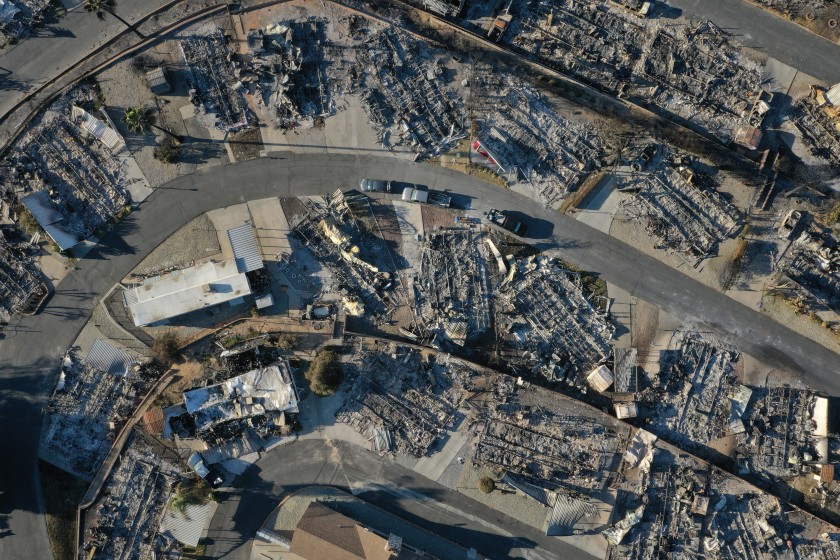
760;293;840;355
91;302;153;357
631;298;660;353
131;214;221;278
98;56;184;189
455;462;550;532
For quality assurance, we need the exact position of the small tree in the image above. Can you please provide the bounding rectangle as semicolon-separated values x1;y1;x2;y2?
477;476;495;494
153;136;180;164
122;105;184;142
152;331;181;366
304;349;343;396
169;478;215;515
84;0;146;39
276;333;299;352
122;105;149;134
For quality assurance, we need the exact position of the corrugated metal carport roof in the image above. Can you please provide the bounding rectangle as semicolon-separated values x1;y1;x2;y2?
20;190;84;251
228;224;263;273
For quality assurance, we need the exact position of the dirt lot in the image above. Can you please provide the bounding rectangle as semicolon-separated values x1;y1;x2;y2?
229;127;265;161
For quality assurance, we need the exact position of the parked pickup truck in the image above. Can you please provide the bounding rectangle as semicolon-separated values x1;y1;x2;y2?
487;209;528;236
402;187;451;208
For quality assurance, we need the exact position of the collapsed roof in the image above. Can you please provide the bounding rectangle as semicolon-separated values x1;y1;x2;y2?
184;363;298;433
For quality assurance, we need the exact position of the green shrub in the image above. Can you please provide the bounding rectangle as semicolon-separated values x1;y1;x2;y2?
152;331;181;366
304;349;343;396
478;476;495;494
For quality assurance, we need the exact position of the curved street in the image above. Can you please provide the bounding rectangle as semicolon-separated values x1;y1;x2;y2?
204;438;592;560
0;0;173;121
2;153;840;557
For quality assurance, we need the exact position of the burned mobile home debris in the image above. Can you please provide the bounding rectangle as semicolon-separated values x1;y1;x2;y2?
290;191;399;321
471;76;604;206
608;446;815;560
793;88;840;170
485;1;764;142
643;333;743;449
338;344;479;456
40;341;155;480
82;431;180;560
244;17;467;158
496;255;614;387
468;380;628;496
774;210;840;316
247;18;338;129
739;386;829;481
414;229;493;346
617;148;742;259
181;28;250;132
0;0;51;46
0;236;47;321
2;90;130;250
356;27;468;158
624;329;830;493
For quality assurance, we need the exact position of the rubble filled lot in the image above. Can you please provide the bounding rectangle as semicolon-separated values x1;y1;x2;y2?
609;446;816;560
496;255;613;386
414;229;493;345
247;17;342;128
81;431;179;560
740;386;824;480
40;351;160;480
1;88;129;241
243;12;467;159
181;27;250;132
635;330;827;483
0;237;47;321
494;1;763;142
774;211;840;322
643;333;742;449
469;382;627;494
0;0;51;47
617;147;743;259
291;192;400;322
337;344;478;456
356;26;467;158
792;96;840;170
472;74;604;206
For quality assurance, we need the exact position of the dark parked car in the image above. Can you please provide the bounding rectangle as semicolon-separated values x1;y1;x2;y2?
487;209;528;236
188;452;225;488
360;178;392;193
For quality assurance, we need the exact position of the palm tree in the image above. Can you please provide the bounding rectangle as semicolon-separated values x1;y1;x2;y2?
169;479;216;516
121;105;148;134
122;106;183;142
84;0;145;39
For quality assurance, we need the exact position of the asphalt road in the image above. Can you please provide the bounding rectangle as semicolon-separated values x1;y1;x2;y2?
204;439;591;560
2;153;840;558
0;0;171;121
663;0;840;83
